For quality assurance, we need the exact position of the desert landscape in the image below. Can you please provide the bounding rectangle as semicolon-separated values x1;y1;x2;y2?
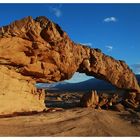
0;90;140;136
0;4;140;136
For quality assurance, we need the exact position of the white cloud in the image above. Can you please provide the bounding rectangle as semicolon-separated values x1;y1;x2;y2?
79;42;92;47
105;45;113;51
50;6;62;18
131;64;140;74
103;17;117;23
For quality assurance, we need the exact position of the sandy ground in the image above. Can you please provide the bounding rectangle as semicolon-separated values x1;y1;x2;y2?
0;91;140;136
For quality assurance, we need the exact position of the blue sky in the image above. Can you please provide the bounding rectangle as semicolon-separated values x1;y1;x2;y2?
0;3;140;83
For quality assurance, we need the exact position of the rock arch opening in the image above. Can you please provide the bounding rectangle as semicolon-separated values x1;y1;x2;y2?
36;72;119;109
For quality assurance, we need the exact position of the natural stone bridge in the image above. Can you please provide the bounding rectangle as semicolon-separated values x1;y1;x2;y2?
0;16;139;115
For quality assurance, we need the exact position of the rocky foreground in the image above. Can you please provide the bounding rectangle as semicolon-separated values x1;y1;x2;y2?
0;91;140;136
0;16;140;115
0;108;140;136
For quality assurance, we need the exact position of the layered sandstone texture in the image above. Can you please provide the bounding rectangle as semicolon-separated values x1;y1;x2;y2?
0;16;139;115
0;66;45;115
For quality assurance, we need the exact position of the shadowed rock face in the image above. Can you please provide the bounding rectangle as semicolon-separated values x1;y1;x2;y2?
0;16;139;114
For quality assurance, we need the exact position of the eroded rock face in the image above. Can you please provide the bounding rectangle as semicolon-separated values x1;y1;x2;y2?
80;90;99;107
0;66;45;115
0;16;139;114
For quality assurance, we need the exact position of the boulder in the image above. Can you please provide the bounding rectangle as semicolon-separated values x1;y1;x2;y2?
98;95;109;109
123;92;139;109
80;90;99;107
108;94;119;106
123;99;139;109
0;16;139;114
114;103;125;112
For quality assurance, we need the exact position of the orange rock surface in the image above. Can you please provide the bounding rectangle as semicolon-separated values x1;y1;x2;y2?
0;16;139;115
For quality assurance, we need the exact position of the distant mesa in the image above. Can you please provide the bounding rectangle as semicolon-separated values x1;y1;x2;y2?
0;16;139;115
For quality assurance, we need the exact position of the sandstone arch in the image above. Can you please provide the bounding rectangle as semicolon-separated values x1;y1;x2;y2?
0;16;139;115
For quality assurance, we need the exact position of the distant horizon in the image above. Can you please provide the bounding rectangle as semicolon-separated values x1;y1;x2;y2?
0;3;140;83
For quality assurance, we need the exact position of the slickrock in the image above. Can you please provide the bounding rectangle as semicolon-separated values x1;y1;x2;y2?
0;16;139;115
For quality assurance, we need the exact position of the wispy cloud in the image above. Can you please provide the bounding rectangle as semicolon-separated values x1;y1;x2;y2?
50;5;62;18
103;17;117;23
105;45;113;51
79;42;92;47
131;64;140;74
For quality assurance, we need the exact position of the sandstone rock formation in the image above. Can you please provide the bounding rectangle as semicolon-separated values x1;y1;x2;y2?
80;90;99;107
0;66;45;115
0;16;139;115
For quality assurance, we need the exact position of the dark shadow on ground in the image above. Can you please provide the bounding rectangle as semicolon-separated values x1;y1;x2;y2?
118;109;140;126
0;110;47;118
45;100;80;109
